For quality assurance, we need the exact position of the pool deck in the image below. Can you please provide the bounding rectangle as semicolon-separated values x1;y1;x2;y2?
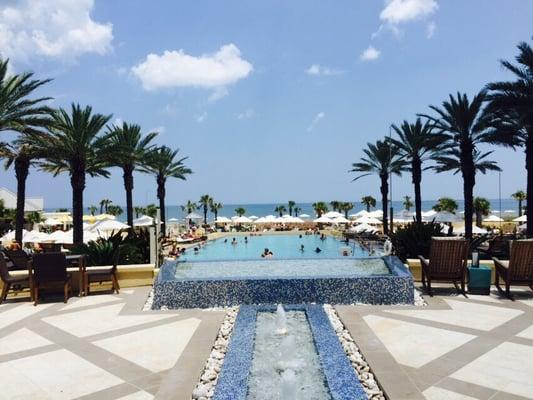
0;286;532;399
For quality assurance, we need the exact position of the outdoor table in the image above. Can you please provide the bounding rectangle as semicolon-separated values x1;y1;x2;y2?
467;265;492;295
65;254;86;296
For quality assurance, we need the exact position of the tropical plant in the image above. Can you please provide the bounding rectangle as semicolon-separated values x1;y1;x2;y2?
141;146;192;235
144;204;158;218
31;104;112;245
312;201;328;217
99;199;111;214
361;195;376;212
199;194;213;224
390;221;447;262
486;38;533;235
287;200;296;216
340;202;354;218
107;204;123;217
274;205;286;217
26;211;43;229
181;200;197;214
511;190;527;216
235;207;246;217
432;197;459;213
402;195;414;211
389;118;444;223
88;205;97;216
420;91;505;239
0;59;52;243
473;197;491;227
134;206;145;218
330;200;341;212
351;140;406;235
105;122;158;226
210;201;223;221
293;206;302;217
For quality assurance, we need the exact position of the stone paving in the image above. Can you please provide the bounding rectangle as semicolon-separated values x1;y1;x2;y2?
0;286;532;399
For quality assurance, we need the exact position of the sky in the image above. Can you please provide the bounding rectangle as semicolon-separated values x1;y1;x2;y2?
0;0;532;209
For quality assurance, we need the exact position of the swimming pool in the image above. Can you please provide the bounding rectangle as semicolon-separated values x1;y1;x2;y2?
181;234;373;261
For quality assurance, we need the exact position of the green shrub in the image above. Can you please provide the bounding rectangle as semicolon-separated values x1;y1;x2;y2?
390;221;447;262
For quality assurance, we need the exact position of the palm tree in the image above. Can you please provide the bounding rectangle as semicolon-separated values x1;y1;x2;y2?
340;202;354;218
181;200;197;214
145;204;158;218
486;38;533;236
511;190;527;216
235;207;246;217
287;200;296;216
274;205;287;217
351;140;406;235
361;195;376;212
0;59;52;243
134;206;145;218
32;104;112;245
420;91;505;239
99;199;111;214
432;197;459;213
402;195;414;211
26;211;43;230
107;204;123;217
106;122;158;227
199;194;213;224
389;118;444;223
293;206;302;217
88;205;97;216
312;201;328;217
473;197;491;227
141;146;192;235
210;202;223;221
330;200;341;212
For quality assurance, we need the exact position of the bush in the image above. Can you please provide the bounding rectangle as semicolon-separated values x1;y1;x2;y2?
390;221;447;262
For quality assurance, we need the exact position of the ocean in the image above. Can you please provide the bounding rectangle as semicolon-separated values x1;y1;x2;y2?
46;199;522;223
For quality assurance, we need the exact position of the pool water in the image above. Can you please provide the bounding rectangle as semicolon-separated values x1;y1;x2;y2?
181;234;372;261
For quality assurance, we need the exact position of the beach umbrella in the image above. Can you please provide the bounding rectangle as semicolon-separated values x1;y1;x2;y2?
513;215;527;222
519;223;527;231
254;217;267;223
234;216;253;224
483;215;504;223
133;215;154;227
350;210;369;218
94;214;116;221
88;220;129;232
1;229;29;242
313;216;333;224
299;214;310;218
367;210;383;218
324;211;343;219
455;225;488;235
168;218;179;224
395;210;415;219
431;211;461;223
249;215;259;220
332;216;350;224
422;210;438;219
42;218;62;226
349;223;378;233
215;216;232;223
22;230;50;243
354;215;382;225
184;212;202;220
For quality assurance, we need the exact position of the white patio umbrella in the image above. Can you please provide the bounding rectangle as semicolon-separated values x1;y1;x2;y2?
513;215;527;222
519;223;527;231
22;230;50;243
253;217;267;223
249;215;259;220
422;210;438;218
1;230;26;242
42;218;62;226
324;211;343;219
314;216;333;224
483;215;504;223
215;216;232;223
234;216;253;224
88;219;129;232
349;223;378;233
350;210;369;218
168;218;179;223
299;214;310;218
395;210;415;219
184;212;202;220
368;210;383;218
133;215;154;227
455;225;488;235
332;216;350;224
432;211;461;223
355;215;382;225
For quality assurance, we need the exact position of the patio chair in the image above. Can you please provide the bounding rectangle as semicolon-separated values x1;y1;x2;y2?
418;237;469;297
0;257;32;304
32;252;72;306
493;239;533;300
83;248;120;295
3;248;31;271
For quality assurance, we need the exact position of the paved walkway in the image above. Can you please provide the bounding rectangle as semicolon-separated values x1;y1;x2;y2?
337;287;533;400
0;288;225;400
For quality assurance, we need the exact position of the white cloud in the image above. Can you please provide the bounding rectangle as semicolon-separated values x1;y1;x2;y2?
208;86;229;103
380;0;438;25
0;0;113;63
426;21;436;39
131;44;253;95
305;64;343;76
237;108;255;120
360;46;381;61
196;112;207;123
307;112;325;132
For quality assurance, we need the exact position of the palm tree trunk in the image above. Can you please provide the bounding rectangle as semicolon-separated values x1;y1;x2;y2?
203;206;208;225
518;199;523;217
123;166;134;227
71;170;85;245
157;176;166;236
380;173;389;236
366;203;370;212
14;156;30;244
412;159;422;224
526;140;533;237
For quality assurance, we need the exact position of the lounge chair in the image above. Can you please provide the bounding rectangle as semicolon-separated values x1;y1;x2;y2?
32;252;72;306
418;237;469;297
0;257;32;303
83;249;120;295
493;239;533;300
3;248;31;271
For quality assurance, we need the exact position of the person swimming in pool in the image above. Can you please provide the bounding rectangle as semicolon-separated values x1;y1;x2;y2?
194;247;199;254
224;238;228;243
231;238;237;245
315;247;322;253
244;236;248;243
300;244;305;252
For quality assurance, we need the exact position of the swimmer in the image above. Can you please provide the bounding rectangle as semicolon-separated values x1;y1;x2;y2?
300;244;305;252
224;238;228;243
231;238;237;245
315;247;322;253
194;247;199;254
244;236;248;243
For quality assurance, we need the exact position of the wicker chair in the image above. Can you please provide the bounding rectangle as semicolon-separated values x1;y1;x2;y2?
493;240;533;300
3;249;31;271
0;256;32;303
32;252;72;306
418;237;469;297
83;248;120;295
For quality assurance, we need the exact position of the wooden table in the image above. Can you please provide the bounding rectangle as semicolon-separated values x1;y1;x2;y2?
65;254;86;296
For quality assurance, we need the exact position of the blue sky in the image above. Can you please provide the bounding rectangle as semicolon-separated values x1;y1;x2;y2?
0;0;532;208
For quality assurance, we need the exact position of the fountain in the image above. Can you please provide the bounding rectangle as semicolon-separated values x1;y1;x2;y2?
280;369;299;400
275;304;288;335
